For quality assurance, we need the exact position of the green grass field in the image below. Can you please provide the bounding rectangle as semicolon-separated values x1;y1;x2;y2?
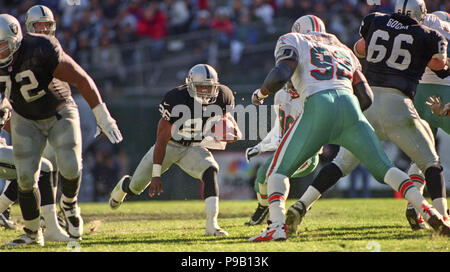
0;198;449;252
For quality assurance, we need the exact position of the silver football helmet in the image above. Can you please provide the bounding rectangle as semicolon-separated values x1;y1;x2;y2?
291;15;326;34
25;5;56;36
0;14;22;68
185;64;220;104
394;0;427;23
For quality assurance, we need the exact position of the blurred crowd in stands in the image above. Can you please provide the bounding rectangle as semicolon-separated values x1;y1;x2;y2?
1;0;447;74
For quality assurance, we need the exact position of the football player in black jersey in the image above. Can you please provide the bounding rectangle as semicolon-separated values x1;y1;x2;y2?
0;5;76;243
0;13;122;246
286;0;450;236
110;64;239;236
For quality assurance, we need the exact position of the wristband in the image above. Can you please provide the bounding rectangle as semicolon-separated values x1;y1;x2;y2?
257;89;268;99
152;164;162;178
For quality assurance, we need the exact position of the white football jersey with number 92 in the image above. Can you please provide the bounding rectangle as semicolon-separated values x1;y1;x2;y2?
274;32;361;106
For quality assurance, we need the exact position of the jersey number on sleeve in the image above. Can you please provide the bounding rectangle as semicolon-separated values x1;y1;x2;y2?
0;70;46;102
310;46;353;81
366;30;413;70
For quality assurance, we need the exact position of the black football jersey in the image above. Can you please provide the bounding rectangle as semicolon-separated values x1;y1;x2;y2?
158;84;235;145
360;12;447;98
0;33;72;120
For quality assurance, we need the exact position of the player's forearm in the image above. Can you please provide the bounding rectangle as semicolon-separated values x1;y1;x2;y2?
261;62;295;96
153;119;172;165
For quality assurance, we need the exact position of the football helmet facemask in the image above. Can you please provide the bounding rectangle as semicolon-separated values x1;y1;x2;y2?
186;64;220;104
394;0;427;23
291;15;326;34
0;14;22;68
25;5;56;36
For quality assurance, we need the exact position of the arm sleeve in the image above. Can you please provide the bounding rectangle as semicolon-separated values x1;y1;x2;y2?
427;30;448;60
274;33;299;64
219;85;235;113
158;91;178;124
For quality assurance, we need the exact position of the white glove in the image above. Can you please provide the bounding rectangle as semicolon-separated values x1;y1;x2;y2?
0;107;11;127
92;102;123;144
245;144;262;163
251;89;268;105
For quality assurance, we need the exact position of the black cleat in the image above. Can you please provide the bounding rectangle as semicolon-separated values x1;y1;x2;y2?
245;203;269;226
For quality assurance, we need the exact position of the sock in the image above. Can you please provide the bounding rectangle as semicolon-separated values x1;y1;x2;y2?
41;204;65;232
424;166;447;216
311;163;343;194
299;186;322;210
60;173;81;204
267;173;290;225
408;164;426;217
3;179;18;202
18;188;41;232
205;196;220;229
38;171;56;206
384;167;432;219
257;192;268;207
432;197;448;218
202;167;219;199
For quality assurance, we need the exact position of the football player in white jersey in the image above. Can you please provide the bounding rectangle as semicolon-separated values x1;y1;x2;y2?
244;15;325;226
249;14;449;241
244;81;319;225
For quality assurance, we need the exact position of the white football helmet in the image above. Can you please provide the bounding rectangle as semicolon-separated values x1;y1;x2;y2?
432;11;449;22
0;14;22;68
291;15;326;34
185;64;220;104
25;5;56;36
394;0;427;23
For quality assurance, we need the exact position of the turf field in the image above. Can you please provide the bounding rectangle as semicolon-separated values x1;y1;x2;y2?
0;198;448;252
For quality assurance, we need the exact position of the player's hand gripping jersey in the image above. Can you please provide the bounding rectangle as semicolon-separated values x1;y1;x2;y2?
274;32;361;106
360;12;447;98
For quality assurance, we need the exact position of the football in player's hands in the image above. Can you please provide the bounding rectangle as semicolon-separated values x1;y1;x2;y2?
212;114;242;142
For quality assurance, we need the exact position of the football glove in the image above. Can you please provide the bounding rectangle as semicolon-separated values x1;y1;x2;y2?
251;89;268;105
426;95;449;116
0;108;11;128
245;144;262;163
92;102;123;144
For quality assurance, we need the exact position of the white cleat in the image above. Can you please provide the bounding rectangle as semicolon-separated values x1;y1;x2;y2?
109;175;130;210
248;221;288;242
59;198;84;239
4;228;44;247
44;227;75;242
205;227;229;236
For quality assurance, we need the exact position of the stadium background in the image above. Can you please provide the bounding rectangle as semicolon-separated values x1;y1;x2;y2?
0;0;448;202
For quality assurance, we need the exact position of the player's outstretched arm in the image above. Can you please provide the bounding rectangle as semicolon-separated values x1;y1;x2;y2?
352;69;373;111
53;52;123;143
149;118;172;197
252;59;297;105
